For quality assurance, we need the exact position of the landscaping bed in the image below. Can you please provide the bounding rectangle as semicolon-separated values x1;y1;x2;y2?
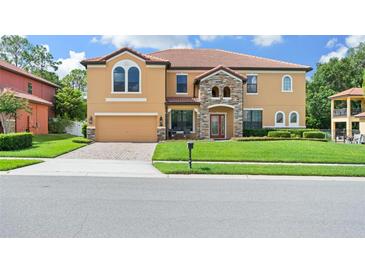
0;159;43;171
154;162;365;177
0;134;89;158
153;140;365;164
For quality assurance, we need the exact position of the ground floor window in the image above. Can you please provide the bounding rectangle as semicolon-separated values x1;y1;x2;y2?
243;110;262;129
171;110;193;132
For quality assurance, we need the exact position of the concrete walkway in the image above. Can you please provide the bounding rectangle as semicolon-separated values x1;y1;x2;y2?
5;158;164;177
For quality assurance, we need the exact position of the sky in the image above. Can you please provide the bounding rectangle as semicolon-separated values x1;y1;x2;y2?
26;35;365;79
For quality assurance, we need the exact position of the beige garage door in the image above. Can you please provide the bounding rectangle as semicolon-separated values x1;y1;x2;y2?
96;116;157;142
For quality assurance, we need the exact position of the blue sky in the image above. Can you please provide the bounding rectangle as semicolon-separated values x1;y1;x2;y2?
26;35;365;79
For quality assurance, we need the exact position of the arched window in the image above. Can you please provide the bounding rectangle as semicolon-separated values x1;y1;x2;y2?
289;111;299;127
112;59;141;93
113;67;125;92
282;75;292;92
275;111;285;127
223;86;231;98
212;86;219;98
128;67;140;92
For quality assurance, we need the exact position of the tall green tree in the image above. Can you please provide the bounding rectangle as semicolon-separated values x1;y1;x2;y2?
0;35;31;67
306;42;365;128
61;69;87;93
54;86;85;121
26;44;61;75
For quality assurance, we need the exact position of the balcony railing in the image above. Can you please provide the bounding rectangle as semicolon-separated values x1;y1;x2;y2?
333;108;347;117
333;108;362;117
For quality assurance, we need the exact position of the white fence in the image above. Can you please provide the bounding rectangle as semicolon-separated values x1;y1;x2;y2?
65;121;84;137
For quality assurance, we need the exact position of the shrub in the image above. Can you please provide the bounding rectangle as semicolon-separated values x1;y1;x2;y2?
303;131;326;139
234;137;328;142
267;131;291;138
0;132;33;150
243;129;270;137
72;137;92;144
48;117;72;133
82;122;87;138
243;128;317;137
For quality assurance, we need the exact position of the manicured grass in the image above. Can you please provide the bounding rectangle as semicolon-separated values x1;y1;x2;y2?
0;134;87;158
0;159;43;171
153;140;365;164
154;162;365;177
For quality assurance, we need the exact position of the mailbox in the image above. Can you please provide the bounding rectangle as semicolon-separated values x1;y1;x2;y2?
187;141;194;169
187;141;194;150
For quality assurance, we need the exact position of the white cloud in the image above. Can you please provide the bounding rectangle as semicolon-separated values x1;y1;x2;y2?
199;35;218;41
92;35;192;50
326;38;338;48
345;35;365;48
56;51;85;78
42;44;50;52
319;45;348;63
252;35;283;47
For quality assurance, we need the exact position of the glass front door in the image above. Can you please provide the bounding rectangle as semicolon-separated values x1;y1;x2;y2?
210;114;225;139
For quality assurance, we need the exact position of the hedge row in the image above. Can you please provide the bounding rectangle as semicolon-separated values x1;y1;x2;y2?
0;132;33;151
243;128;318;138
235;137;328;142
267;131;291;138
303;131;326;139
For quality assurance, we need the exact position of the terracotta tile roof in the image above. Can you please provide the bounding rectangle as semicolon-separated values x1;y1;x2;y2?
329;87;365;99
0;87;53;106
194;65;247;84
166;97;200;105
81;47;170;66
355;112;365;118
149;48;312;71
0;60;59;88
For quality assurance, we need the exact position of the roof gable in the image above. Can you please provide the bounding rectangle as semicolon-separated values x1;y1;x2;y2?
194;65;247;84
329;87;365;99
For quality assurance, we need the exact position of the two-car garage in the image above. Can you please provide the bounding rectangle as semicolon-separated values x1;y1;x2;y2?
95;114;158;142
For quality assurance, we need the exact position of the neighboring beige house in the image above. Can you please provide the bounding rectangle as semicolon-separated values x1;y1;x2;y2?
81;47;311;142
329;87;365;140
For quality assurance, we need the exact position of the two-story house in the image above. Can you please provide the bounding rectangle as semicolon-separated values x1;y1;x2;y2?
81;47;311;142
0;60;58;134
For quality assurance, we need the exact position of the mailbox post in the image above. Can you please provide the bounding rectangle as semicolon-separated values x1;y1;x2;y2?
187;141;194;169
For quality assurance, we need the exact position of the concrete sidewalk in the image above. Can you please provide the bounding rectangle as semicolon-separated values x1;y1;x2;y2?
4;158;164;177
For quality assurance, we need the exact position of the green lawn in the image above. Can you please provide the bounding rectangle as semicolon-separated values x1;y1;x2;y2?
153;140;365;164
154;162;365;177
0;159;43;171
0;134;87;158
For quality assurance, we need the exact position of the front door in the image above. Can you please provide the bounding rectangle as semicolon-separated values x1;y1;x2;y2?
210;114;225;139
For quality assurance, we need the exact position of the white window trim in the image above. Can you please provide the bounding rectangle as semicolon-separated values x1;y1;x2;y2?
176;73;188;94
208;104;235;109
289;111;299;127
244;107;263;111
275;111;286;127
246;74;258;95
282;75;293;93
112;59;142;94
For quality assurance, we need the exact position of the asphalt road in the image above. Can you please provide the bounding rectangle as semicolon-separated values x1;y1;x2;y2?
1;175;365;237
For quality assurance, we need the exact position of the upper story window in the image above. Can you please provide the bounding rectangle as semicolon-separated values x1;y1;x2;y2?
128;67;140;92
176;74;188;93
223;86;231;98
112;59;141;93
275;111;285;127
282;75;293;92
113;67;125;92
212;86;219;98
247;75;257;94
27;82;32;94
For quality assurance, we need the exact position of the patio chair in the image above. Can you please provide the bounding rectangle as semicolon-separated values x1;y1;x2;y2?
353;134;361;144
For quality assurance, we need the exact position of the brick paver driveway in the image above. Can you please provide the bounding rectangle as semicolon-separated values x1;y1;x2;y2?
59;142;157;161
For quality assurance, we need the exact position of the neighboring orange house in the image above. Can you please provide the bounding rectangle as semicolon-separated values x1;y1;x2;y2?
0;60;58;134
81;47;311;142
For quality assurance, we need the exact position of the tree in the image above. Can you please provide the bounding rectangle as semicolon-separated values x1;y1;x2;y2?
61;69;87;94
26;44;61;77
54;86;85;121
306;42;365;128
0;89;30;134
0;35;31;67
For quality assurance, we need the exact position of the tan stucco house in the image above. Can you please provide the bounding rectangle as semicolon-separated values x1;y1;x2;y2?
81;47;311;142
329;87;365;140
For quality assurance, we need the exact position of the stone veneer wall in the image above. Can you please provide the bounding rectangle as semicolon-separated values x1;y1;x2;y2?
199;71;243;139
157;126;166;142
